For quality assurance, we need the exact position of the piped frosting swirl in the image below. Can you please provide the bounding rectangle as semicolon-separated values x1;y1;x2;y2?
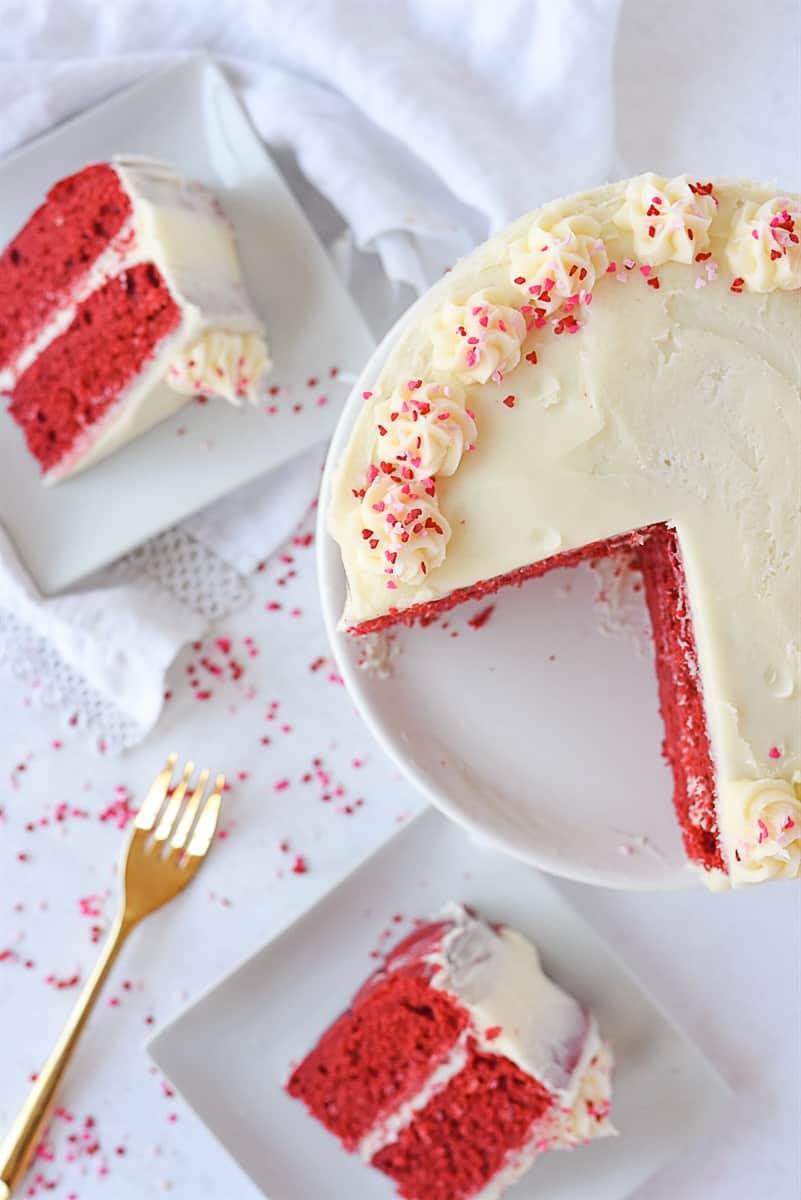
360;473;450;586
167;329;270;405
722;778;801;885
509;214;608;319
430;289;527;384
725;197;801;292
372;381;477;479
615;173;717;265
548;1042;615;1149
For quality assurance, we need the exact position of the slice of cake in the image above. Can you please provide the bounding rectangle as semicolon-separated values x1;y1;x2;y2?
0;157;270;484
327;175;801;889
288;903;614;1199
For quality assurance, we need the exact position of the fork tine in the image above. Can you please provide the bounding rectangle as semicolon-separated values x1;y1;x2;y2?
170;767;210;851
154;760;194;843
135;753;178;832
186;775;225;858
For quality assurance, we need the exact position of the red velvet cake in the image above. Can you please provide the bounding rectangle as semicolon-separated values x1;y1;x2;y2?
0;157;269;484
288;903;614;1199
327;174;801;889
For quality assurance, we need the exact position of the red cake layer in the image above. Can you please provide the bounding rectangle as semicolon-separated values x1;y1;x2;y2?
639;525;723;870
9;263;181;474
0;164;131;373
287;971;468;1151
371;1038;554;1200
350;524;724;874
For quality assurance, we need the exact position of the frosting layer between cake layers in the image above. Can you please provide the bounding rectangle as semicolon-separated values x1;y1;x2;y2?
1;157;270;482
328;175;801;888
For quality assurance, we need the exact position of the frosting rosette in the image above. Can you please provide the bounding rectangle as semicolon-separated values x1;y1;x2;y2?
430;289;526;384
549;1042;615;1149
722;777;801;885
509;214;608;318
615;173;717;265
372;381;477;479
167;328;270;405
725;197;801;292
360;473;451;586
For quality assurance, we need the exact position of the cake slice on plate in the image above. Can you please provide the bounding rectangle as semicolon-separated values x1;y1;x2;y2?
327;174;801;889
0;157;270;484
288;903;614;1200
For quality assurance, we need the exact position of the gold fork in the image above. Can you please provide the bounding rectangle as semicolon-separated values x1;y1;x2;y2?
0;755;224;1199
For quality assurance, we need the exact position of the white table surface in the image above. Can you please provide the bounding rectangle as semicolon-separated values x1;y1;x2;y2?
1;3;800;1196
0;496;799;1200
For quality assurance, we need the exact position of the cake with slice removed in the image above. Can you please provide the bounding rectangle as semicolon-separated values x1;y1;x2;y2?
0;157;270;484
327;174;801;889
288;903;614;1200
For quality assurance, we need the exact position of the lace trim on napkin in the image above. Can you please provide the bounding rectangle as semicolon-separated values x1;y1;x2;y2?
114;527;251;620
0;604;142;752
0;529;250;753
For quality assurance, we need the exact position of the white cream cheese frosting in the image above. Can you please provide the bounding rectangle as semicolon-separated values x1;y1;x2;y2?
328;174;801;888
2;156;269;483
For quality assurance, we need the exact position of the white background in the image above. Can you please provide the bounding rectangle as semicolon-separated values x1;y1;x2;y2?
1;2;800;1199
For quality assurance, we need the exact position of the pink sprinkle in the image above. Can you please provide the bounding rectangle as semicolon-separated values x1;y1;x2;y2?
757;818;770;844
362;390;373;400
639;265;652;277
274;779;290;792
768;746;782;759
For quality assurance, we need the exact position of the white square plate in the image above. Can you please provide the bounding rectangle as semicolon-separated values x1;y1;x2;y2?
0;56;373;594
148;808;730;1200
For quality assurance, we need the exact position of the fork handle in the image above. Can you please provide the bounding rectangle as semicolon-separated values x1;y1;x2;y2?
0;914;132;1197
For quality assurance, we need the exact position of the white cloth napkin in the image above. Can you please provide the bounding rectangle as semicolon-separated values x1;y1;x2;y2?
12;0;794;749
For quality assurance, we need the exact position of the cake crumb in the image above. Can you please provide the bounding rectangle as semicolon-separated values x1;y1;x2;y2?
356;631;398;679
589;554;652;653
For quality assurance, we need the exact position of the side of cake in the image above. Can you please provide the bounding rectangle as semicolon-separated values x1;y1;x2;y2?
288;903;614;1200
0;157;270;484
327;174;801;889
